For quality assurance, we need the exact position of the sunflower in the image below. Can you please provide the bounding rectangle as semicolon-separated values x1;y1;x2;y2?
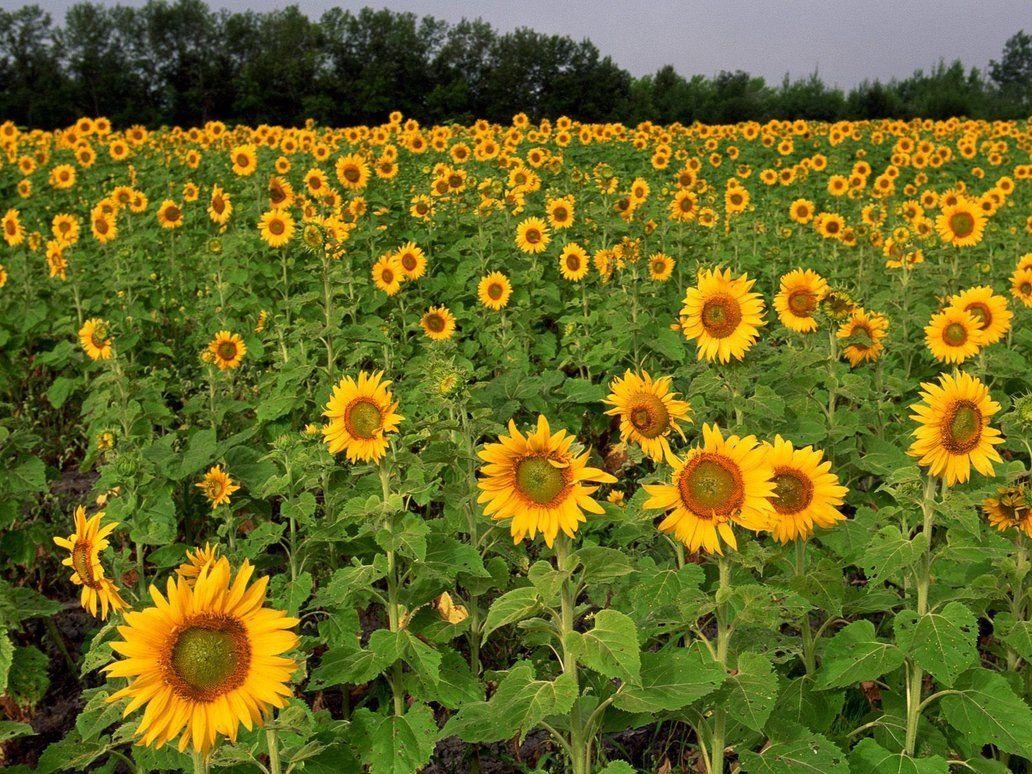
669;189;698;221
478;272;512;310
258;209;295;248
925;307;985;364
335;154;370;190
908;371;1004;486
724;185;750;214
52;213;81;246
836;309;888;366
603;370;691;463
207;331;246;370
648;252;675;281
2;208;25;246
983;483;1032;537
936;198;985;247
680;267;766;363
546;196;575;229
157;200;184;229
947;286;1011;345
208;185;233;225
559;243;590;281
0;264;7;288
104;558;299;754
774;269;828;333
230;144;258;176
477;415;615;547
322;370;403;463
515;217;550;254
1012;267;1032;308
395;242;427;280
420;305;456;341
372;254;403;296
789;198;815;224
197;466;240;509
815;212;845;240
177;543;221;583
53;506;128;620
79;318;114;360
643;424;774;554
763;435;847;543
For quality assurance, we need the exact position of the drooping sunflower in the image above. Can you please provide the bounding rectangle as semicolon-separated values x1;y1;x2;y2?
207;331;246;370
946;286;1012;345
836;308;888;366
477;415;616;548
763;435;848;543
1012;267;1032;308
420;305;456;341
559;242;590;281
603;370;691;463
643;423;774;555
680;267;766;363
177;543;221;583
478;271;512;310
936;197;985;247
983;483;1032;537
648;252;675;282
257;209;295;248
908;371;1004;486
104;558;299;754
53;506;128;620
925;307;985;364
79;318;114;360
197;466;240;509
515;217;550;254
322;370;403;463
774;269;828;333
395;242;427;280
157;200;184;229
372;254;403;296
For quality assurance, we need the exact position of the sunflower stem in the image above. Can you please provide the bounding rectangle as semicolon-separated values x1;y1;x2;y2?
794;540;816;674
709;554;732;774
556;536;589;774
381;459;406;717
266;727;282;774
905;474;938;756
191;750;209;774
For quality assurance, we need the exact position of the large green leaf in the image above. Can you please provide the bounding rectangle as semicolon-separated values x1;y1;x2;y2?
848;739;949;774
714;651;778;733
565;609;640;684
940;668;1032;758
481;586;542;642
738;730;847;773
614;643;725;714
893;601;977;687
816;620;904;689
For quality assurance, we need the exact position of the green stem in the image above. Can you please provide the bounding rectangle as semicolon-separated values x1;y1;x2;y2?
710;555;732;774
266;727;282;774
556;537;588;774
191;750;209;774
795;540;816;674
905;474;938;757
381;459;405;717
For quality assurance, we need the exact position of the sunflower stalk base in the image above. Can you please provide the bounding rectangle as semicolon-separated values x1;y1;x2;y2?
708;555;732;774
556;536;590;774
904;474;938;757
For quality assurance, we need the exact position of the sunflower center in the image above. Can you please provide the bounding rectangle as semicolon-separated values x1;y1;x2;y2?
90;331;107;350
677;454;743;518
965;303;990;329
401;253;417;271
553;206;568;221
381;268;395;284
515;456;567;505
628;393;671;439
949;211;975;238
771;468;813;515
566;254;582;271
943;400;982;453
346;399;383;439
165;206;181;221
71;541;99;587
943;322;968;346
212;196;225;213
1022;282;1032;295
269;219;285;236
788;289;817;316
425;313;445;332
94;218;108;234
4;220;15;236
217;341;238;361
487;282;504;300
343;166;360;183
168;618;250;700
235;154;249;167
525;228;541;245
701;297;743;339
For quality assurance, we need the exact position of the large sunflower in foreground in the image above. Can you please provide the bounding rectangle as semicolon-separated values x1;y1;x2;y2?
603;370;691;463
643;423;774;554
936;198;985;247
322;370;403;463
207;331;246;370
53;506;128;620
477;415;616;547
925;307;985;364
774;269;828;333
908;371;1004;486
763;436;848;543
79;318;114;360
104;558;299;754
680;267;766;363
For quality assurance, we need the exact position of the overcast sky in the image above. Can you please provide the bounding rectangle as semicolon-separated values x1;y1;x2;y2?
6;0;1031;89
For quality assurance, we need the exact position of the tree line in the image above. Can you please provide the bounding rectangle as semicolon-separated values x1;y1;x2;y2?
0;0;1029;129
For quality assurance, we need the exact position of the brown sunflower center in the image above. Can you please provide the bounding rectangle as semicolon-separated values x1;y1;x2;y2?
487;282;504;300
425;313;446;333
949;211;975;238
71;541;100;587
268;218;285;236
771;468;813;515
168;618;250;701
94;218;108;235
566;253;582;271
553;206;568;221
943;322;968;347
701;296;743;339
164;206;181;222
677;454;744;518
788;289;818;316
4;220;15;236
965;303;990;329
525;228;542;245
343;166;360;183
212;196;225;213
216;341;238;361
825;220;840;234
346;398;383;439
942;400;982;454
1021;282;1032;296
235;154;249;167
380;268;395;284
400;253;417;271
515;456;568;505
729;193;743;206
628;393;671;439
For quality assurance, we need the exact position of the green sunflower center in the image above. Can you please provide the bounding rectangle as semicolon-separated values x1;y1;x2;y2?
516;456;567;505
771;469;813;515
950;211;975;238
701;296;743;339
944;400;982;453
347;399;383;439
169;619;250;698
943;322;968;347
628;393;671;439
678;454;743;518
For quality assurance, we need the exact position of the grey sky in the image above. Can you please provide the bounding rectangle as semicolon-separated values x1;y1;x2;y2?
9;0;1031;89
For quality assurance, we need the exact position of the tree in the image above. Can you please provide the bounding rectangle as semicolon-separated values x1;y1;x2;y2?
989;30;1032;114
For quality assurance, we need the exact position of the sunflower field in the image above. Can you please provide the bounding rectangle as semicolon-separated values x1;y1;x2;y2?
1;113;1032;774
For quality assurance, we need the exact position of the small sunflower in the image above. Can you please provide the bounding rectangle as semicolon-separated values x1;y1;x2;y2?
836;309;888;366
515;217;550;254
207;331;246;370
420;305;456;341
603;370;691;463
478;272;512;310
763;435;848;543
789;198;815;224
925;307;985;364
936;198;985;247
559;243;590;281
335;153;370;190
477;415;616;548
372;254;403;296
546;196;575;230
229;144;258;176
643;424;774;555
79;318;114;360
104;558;299;754
322;370;403;463
208;185;233;225
774;269;828;333
156;200;184;229
908;371;1004;486
53;506;128;620
395;242;427;280
1012;267;1032;307
258;209;295;248
197;466;240;509
177;543;221;583
648;252;675;282
983;483;1032;537
680;267;766;363
2;208;25;246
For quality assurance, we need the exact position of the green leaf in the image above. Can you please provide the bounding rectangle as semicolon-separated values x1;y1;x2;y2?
614;643;726;713
310;629;404;689
175;428;217;479
714;651;778;733
941;668;1032;758
566;609;640;684
401;630;441;686
848;738;949;774
0;720;35;743
8;457;46;494
564;377;605;403
0;632;12;696
574;545;634;583
816;620;904;689
46;376;77;408
598;762;636;774
894;601;977;687
739;730;848;773
8;645;50;705
481;587;542;643
355;704;438;774
861;526;922;585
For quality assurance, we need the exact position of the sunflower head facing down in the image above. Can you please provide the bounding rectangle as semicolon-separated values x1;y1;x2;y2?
948;286;1012;345
197;465;240;509
643;424;774;555
104;558;299;755
208;331;246;370
763;435;848;543
79;318;114;360
53;506;128;620
322;370;403;463
680;267;766;363
774;269;828;333
836;308;888;366
908;371;1004;486
983;482;1032;538
603;370;691;463
477;415;616;548
420;305;456;341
